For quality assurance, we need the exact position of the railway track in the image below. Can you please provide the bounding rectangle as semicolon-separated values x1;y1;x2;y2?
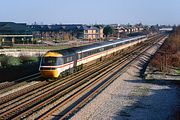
0;34;166;120
37;35;167;120
0;47;138;119
0;72;41;91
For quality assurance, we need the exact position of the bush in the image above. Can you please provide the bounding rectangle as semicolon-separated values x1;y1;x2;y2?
19;56;39;64
149;26;180;72
0;55;8;68
0;55;22;68
7;57;22;66
28;57;39;63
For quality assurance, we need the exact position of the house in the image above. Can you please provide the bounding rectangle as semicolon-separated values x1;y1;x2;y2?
78;26;103;40
29;24;104;40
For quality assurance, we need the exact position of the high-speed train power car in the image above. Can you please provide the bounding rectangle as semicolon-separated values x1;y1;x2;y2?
39;35;147;78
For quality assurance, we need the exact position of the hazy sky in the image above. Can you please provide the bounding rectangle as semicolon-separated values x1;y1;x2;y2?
0;0;179;25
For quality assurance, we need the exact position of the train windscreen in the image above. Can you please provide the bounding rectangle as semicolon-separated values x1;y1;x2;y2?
41;57;63;66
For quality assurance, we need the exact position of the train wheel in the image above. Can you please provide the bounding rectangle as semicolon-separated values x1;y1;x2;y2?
74;67;78;72
69;68;74;74
61;71;67;77
80;64;83;70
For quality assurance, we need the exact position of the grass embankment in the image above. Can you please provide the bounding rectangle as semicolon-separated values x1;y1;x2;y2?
149;26;180;74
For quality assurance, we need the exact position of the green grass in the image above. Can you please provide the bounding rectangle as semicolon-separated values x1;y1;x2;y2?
176;69;180;75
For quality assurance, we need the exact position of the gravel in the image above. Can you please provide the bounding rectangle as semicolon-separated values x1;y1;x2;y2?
71;37;180;120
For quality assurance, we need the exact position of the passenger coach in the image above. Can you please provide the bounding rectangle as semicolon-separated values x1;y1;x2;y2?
39;35;147;78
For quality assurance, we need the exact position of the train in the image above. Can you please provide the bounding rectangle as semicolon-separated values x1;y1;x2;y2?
39;35;147;78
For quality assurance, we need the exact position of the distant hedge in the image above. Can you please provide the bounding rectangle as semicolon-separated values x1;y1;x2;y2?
0;54;39;68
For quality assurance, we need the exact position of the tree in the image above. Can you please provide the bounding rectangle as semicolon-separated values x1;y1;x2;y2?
103;25;114;38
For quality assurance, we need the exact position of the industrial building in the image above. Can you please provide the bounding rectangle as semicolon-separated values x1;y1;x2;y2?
0;22;33;47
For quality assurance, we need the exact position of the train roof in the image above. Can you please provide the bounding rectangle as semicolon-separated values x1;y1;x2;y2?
49;47;79;56
49;35;146;56
78;35;146;53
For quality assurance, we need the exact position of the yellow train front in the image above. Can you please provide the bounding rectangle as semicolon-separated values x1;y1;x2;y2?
39;52;63;78
39;48;76;78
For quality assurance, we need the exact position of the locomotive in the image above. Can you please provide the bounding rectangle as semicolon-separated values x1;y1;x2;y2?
39;35;147;78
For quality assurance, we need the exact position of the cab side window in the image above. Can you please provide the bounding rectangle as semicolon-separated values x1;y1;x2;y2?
57;57;64;65
67;56;73;62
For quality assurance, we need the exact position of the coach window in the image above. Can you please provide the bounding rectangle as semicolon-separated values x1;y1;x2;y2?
117;43;121;46
99;48;104;52
82;52;87;58
91;50;95;55
87;52;90;56
95;49;98;53
57;57;64;65
67;56;73;62
78;53;82;59
82;53;84;58
87;51;90;56
87;51;91;56
109;46;112;49
104;46;107;50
